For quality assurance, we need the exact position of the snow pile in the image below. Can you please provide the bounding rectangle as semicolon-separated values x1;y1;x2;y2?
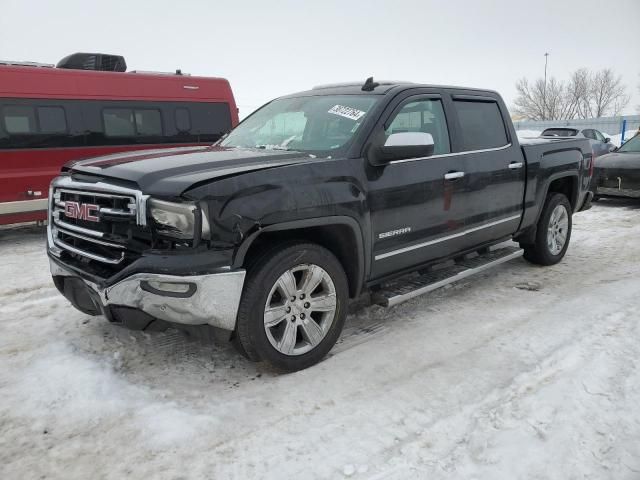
601;130;637;147
2;203;640;479
515;129;541;139
516;128;638;147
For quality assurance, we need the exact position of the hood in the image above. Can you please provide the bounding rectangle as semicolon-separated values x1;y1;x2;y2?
594;151;640;170
66;145;314;196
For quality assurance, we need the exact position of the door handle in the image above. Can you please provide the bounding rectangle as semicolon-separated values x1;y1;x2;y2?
444;171;465;180
508;162;524;170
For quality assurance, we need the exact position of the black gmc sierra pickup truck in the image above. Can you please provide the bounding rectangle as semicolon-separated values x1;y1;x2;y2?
47;79;594;371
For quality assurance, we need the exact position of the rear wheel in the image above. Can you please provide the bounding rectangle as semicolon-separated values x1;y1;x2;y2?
521;193;572;266
235;242;348;371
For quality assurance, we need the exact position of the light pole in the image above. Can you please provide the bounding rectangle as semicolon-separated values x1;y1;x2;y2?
543;52;549;120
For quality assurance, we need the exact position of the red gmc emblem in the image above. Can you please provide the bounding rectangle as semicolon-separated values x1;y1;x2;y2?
64;201;100;222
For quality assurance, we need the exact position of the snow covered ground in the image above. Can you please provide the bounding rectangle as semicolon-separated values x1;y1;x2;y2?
1;200;640;480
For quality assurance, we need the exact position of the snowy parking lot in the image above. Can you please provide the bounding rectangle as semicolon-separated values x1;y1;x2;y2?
1;200;639;480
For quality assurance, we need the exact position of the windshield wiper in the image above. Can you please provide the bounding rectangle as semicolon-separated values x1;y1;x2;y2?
254;145;291;151
254;135;298;151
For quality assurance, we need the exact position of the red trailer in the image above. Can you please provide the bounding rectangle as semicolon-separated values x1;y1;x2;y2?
0;53;238;225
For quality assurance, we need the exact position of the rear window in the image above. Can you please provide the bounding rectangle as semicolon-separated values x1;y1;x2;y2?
453;100;508;151
542;128;578;137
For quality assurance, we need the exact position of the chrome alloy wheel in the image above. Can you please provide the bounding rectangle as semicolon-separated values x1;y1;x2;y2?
264;264;337;356
547;204;569;255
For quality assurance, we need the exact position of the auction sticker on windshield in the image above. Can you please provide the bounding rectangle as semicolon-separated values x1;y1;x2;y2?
328;105;367;121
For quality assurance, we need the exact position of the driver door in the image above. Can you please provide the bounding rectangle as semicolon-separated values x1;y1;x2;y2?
367;93;468;279
593;129;615;155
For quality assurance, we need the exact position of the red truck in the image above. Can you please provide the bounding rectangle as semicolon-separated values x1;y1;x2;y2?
0;52;238;225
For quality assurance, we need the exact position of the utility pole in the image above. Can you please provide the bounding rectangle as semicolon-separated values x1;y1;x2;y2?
543;52;549;120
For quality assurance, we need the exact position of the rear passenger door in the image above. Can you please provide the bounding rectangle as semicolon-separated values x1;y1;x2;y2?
448;95;525;249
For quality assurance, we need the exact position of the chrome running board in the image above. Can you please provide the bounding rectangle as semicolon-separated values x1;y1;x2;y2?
373;246;523;307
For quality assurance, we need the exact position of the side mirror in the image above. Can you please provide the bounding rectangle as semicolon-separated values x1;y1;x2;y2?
369;132;435;165
605;137;611;143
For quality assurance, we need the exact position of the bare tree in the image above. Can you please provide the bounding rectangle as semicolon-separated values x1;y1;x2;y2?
513;78;542;120
513;76;577;121
566;68;590;119
584;69;630;117
513;77;559;120
513;68;630;120
544;78;570;120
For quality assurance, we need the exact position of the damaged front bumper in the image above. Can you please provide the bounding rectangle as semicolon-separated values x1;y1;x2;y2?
50;257;246;331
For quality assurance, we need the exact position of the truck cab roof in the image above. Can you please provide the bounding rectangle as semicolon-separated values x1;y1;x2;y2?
281;80;501;99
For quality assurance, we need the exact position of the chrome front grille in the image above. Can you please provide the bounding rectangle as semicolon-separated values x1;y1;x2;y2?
48;176;151;274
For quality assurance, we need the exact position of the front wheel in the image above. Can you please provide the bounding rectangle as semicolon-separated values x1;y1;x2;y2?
234;242;349;371
521;193;572;266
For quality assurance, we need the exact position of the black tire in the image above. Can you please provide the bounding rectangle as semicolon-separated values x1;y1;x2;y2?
235;242;349;372
521;193;572;266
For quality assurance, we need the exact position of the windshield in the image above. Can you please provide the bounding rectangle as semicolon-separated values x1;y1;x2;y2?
618;135;640;153
220;95;379;154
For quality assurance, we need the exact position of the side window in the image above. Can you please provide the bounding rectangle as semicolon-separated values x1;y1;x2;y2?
453;100;508;151
3;105;37;134
37;106;67;134
175;108;191;133
582;129;596;140
103;108;135;136
190;102;232;141
2;105;67;135
593;130;605;142
385;99;450;154
134;109;162;136
103;108;162;137
0;103;75;149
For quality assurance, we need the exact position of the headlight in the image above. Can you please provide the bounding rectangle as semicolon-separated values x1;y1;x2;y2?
149;199;210;240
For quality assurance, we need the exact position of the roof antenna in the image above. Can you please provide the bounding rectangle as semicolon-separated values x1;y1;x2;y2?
361;76;379;91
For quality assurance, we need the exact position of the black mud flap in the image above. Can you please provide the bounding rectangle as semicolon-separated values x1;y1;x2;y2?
579;191;594;212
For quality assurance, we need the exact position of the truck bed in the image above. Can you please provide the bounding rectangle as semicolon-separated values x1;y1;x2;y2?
519;136;592;165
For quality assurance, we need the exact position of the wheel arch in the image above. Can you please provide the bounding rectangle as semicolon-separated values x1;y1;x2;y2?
233;216;366;298
516;173;579;245
544;173;579;214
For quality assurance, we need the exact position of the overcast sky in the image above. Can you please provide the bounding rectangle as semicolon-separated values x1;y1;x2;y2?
1;0;638;118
